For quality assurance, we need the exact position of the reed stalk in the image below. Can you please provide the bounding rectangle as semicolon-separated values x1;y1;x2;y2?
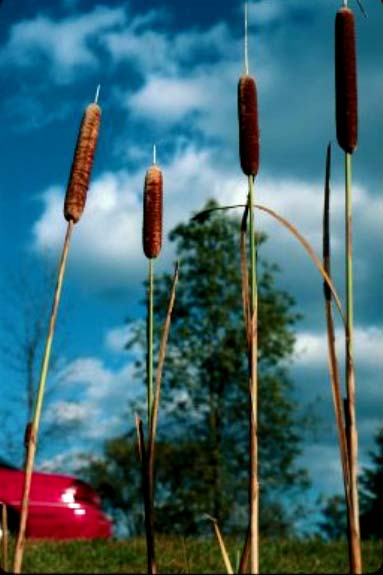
344;151;362;574
240;203;251;349
238;203;251;575
322;143;358;574
238;3;260;569
335;4;361;567
139;262;179;575
13;220;74;574
147;258;155;425
1;503;8;572
323;143;351;506
148;263;179;482
135;415;157;575
248;175;259;575
140;151;164;573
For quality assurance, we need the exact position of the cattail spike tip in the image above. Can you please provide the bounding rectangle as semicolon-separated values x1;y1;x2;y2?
94;84;101;104
244;2;249;75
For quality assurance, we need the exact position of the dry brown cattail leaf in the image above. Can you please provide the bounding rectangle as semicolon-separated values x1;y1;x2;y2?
143;164;163;259
335;6;358;154
64;102;101;223
238;75;259;176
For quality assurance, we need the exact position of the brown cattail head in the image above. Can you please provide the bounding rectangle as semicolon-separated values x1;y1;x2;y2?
238;75;260;176
335;6;358;154
64;102;101;223
143;164;163;259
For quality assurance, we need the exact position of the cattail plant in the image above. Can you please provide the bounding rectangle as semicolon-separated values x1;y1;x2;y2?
13;87;101;575
140;145;163;575
143;146;163;421
335;2;362;573
238;3;260;573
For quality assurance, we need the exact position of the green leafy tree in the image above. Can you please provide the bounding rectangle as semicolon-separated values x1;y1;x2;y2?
318;495;347;540
319;425;383;539
83;200;309;536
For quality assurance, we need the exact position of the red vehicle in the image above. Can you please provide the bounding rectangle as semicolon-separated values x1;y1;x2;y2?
0;457;112;539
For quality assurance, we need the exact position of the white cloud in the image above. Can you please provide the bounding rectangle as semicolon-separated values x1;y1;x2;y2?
105;325;131;354
47;353;142;444
39;448;87;473
104;20;232;76
105;29;174;75
105;322;142;355
31;148;382;302
63;357;112;392
31;147;235;286
246;0;315;27
0;5;231;91
248;0;285;26
46;401;89;426
0;6;126;82
128;75;209;123
294;326;383;371
122;55;245;139
32;172;145;288
61;356;137;400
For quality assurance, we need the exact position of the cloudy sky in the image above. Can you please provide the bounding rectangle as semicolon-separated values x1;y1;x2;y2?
0;0;381;530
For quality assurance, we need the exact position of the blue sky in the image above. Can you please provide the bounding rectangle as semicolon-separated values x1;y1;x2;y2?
0;0;382;529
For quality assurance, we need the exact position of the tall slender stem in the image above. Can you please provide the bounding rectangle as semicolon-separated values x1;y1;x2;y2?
135;416;157;575
248;174;259;574
345;153;353;367
344;151;362;574
147;258;154;426
1;504;8;572
13;220;74;574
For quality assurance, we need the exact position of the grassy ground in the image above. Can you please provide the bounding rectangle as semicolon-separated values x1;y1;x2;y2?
2;536;382;574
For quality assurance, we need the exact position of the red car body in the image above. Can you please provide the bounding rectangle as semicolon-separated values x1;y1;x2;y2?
0;458;112;539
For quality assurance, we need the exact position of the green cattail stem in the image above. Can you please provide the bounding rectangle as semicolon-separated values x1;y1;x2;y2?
248;174;259;575
344;151;362;574
147;258;154;425
345;152;353;356
13;220;74;574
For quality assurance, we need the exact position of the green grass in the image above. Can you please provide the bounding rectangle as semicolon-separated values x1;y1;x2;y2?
2;536;382;574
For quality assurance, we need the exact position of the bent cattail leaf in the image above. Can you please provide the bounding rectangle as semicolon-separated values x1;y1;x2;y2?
335;6;358;154
64;102;101;223
143;164;163;259
238;75;259;177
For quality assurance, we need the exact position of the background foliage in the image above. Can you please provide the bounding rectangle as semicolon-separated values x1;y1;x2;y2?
83;200;310;537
